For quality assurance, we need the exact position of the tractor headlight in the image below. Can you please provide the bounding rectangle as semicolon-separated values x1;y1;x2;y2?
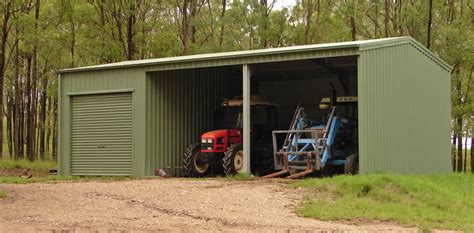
207;138;213;143
201;138;207;143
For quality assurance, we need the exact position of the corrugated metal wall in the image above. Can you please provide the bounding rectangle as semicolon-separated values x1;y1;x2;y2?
146;67;242;176
358;43;451;174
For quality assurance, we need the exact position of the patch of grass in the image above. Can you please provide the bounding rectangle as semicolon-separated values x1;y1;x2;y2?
0;175;131;184
0;190;7;198
0;158;56;171
223;173;256;181
296;174;474;232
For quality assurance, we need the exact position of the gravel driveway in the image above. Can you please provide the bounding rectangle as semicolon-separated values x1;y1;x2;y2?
0;178;417;232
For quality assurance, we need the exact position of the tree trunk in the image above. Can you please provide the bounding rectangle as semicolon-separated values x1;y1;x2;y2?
206;0;214;43
374;1;379;38
350;16;356;41
457;118;463;172
20;98;25;158
39;73;48;158
426;0;433;48
13;27;21;159
190;0;197;44
126;1;136;60
260;0;269;48
46;96;53;157
6;92;13;158
452;133;457;171
315;0;321;43
180;0;191;55
304;0;313;44
384;0;390;37
463;130;467;172
30;63;38;160
471;122;474;173
0;2;12;159
52;97;58;161
70;21;76;67
25;55;33;161
447;0;454;24
219;0;226;46
393;0;402;36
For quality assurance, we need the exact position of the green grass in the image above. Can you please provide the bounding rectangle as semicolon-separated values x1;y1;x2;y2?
296;174;474;231
0;190;6;198
223;173;256;181
0;157;132;184
0;175;132;184
0;158;56;171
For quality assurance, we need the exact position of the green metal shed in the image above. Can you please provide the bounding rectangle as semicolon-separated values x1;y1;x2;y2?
58;36;452;176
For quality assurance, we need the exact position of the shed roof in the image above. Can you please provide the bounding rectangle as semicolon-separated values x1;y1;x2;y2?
58;37;451;73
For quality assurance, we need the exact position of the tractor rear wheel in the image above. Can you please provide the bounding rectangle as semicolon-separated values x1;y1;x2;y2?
183;143;210;177
223;144;244;175
344;153;359;175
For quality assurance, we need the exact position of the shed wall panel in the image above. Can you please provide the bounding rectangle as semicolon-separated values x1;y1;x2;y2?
59;68;146;176
358;43;451;174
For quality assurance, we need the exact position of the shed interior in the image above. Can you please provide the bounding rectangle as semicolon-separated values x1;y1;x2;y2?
147;55;359;176
252;56;358;130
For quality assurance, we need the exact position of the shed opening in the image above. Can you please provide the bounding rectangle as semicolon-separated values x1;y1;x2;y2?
147;66;243;176
252;56;359;176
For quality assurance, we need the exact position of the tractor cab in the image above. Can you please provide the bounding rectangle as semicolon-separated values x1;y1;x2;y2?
183;96;278;177
215;96;278;139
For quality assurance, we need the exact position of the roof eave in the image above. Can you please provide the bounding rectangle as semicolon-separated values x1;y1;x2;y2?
56;44;360;74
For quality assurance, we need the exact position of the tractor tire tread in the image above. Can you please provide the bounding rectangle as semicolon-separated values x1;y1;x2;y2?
344;153;359;175
183;143;207;177
223;144;243;176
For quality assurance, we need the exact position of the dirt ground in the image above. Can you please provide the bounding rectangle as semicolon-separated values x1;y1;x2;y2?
0;178;420;232
0;168;48;177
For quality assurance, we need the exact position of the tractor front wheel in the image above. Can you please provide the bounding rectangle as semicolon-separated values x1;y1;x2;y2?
344;153;359;175
223;144;245;175
183;143;210;177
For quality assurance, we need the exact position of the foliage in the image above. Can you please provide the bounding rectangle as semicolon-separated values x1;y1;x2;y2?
296;174;474;231
0;190;6;198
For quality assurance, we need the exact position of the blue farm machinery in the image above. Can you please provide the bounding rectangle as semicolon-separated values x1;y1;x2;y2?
265;95;359;179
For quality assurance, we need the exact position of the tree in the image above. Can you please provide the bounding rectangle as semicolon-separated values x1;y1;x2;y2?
0;1;13;159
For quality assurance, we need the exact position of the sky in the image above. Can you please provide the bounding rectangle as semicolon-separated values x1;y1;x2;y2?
273;0;297;10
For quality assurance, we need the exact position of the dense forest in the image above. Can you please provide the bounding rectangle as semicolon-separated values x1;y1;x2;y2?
0;0;472;171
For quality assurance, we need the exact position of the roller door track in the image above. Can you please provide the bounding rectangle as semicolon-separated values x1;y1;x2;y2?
71;92;133;176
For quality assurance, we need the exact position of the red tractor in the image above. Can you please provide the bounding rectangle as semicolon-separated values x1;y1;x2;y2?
183;96;278;177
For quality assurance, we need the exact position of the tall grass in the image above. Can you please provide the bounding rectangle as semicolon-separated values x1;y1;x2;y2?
0;158;56;171
0;190;6;198
296;174;474;231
